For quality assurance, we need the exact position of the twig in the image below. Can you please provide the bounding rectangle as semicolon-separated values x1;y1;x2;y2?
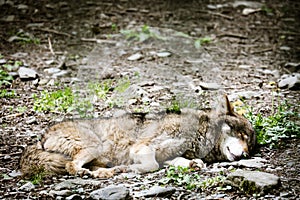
250;48;273;54
208;11;234;20
81;38;117;44
217;33;248;39
48;37;55;55
38;28;72;37
3;113;23;119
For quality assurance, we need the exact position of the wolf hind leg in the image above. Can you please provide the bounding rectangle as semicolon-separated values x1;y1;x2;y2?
65;148;99;176
128;144;159;174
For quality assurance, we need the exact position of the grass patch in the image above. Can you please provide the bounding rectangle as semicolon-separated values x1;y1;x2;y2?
194;37;212;49
233;94;300;148
33;87;93;117
160;166;225;190
120;25;165;42
0;89;16;98
245;102;299;148
33;77;132;117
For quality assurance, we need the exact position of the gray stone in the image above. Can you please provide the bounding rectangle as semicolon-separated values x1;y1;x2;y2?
232;1;263;9
278;73;300;90
227;169;280;194
89;185;130;200
54;178;103;190
19;181;35;191
18;67;37;79
156;51;172;57
44;67;61;74
127;53;143;61
0;59;6;64
49;189;72;197
228;91;259;100
199;82;221;90
218;157;267;168
66;194;83;200
134;185;176;198
284;62;300;73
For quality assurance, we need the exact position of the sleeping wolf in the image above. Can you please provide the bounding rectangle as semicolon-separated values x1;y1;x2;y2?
20;95;255;178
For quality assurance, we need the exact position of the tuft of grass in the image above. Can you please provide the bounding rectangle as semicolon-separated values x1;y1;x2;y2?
194;37;212;49
33;87;93;117
160;166;224;190
28;166;48;185
120;25;165;42
166;99;181;114
245;102;299;148
0;89;16;98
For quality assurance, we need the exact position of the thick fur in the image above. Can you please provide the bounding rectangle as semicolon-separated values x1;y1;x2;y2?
20;95;255;178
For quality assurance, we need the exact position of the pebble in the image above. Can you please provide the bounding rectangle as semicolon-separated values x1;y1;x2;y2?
19;182;35;191
227;169;280;194
134;185;176;198
127;53;143;61
199;82;221;90
278;73;300;90
89;185;129;200
18;67;37;79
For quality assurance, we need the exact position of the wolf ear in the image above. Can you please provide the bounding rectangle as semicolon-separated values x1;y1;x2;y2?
216;94;236;116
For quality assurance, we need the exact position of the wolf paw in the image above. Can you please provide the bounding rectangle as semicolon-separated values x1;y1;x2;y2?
91;168;116;178
190;159;205;170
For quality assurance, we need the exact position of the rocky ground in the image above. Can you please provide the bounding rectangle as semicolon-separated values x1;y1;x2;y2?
0;0;299;199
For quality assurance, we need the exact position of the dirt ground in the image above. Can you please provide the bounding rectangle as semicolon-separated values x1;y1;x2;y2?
0;0;299;199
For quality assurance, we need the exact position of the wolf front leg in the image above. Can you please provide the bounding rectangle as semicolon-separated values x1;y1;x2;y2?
128;144;159;174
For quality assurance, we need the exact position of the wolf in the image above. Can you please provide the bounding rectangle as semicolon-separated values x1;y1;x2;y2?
20;95;255;178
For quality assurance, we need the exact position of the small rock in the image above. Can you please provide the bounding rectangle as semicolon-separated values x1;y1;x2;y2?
39;79;49;85
278;73;300;90
49;189;72;197
279;46;291;51
54;178;103;190
228;91;259;100
89;185;130;200
242;8;259;15
1;15;15;22
44;67;61;74
238;64;251;70
134;185;176;198
8;170;22;177
284;62;300;73
18;67;37;79
156;51;172;57
26;116;37;124
52;70;69;78
227;169;280;194
218;157;267;168
127;53;143;61
232;1;263;9
16;4;29;10
0;59;6;64
66;194;83;200
199;82;221;90
19;182;35;191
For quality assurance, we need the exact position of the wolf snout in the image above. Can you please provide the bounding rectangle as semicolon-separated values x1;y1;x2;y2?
226;146;249;161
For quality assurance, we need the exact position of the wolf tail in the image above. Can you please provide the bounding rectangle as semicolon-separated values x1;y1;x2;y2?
20;143;70;177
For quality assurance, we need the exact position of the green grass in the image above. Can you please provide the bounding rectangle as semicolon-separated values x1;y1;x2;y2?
0;89;16;98
32;77;132;117
242;101;299;148
194;37;212;49
160;166;225;190
32;87;93;117
120;25;165;42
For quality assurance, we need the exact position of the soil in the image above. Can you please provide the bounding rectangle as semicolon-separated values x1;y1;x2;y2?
0;0;299;199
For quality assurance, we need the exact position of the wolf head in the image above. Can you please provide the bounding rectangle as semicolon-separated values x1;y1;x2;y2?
203;95;256;162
